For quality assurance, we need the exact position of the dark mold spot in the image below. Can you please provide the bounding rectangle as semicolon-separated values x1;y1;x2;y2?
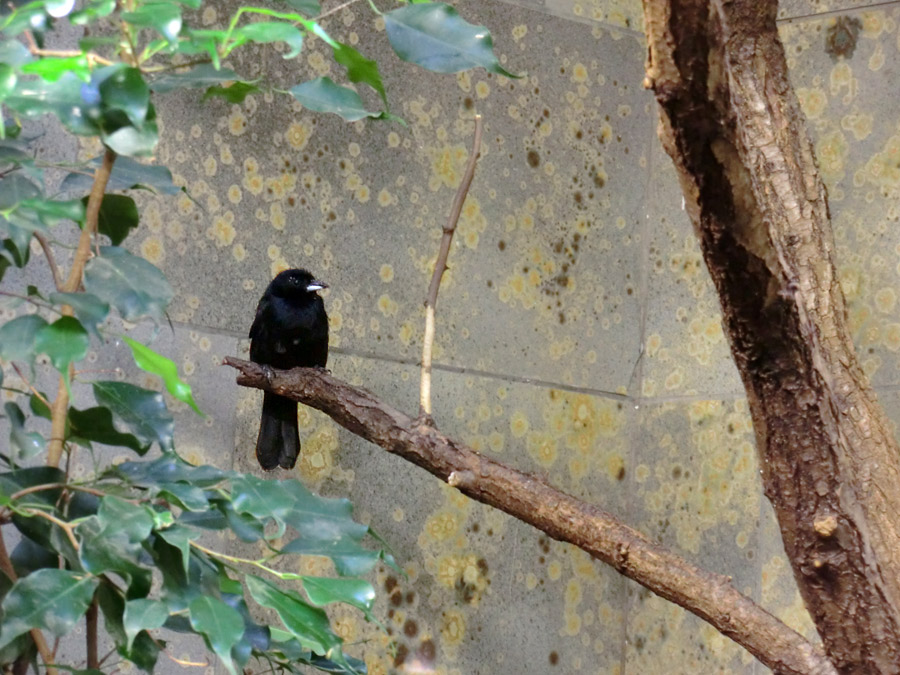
498;240;506;251
394;643;409;667
527;150;541;168
464;97;474;109
385;576;397;593
825;16;862;60
403;619;418;637
616;465;626;481
549;651;559;665
419;639;436;663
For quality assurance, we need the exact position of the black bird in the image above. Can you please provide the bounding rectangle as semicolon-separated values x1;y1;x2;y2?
249;268;328;470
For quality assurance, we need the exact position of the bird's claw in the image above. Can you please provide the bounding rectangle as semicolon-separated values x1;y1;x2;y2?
262;364;275;384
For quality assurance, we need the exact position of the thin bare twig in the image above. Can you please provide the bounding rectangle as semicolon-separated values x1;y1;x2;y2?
419;114;484;419
34;232;62;292
10;363;52;412
314;0;365;21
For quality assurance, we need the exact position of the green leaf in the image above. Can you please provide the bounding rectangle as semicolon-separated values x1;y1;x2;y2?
0;64;16;101
92;381;174;452
122;2;183;43
123;598;168;651
245;575;343;659
233;476;379;576
122;337;203;415
83;246;173;322
283;0;320;14
0;174;41;209
60;155;181;195
231;22;303;59
70;0;116;26
102;113;159;157
3;73;102;136
201;81;260;104
35;316;89;373
21;55;91;83
0;227;32;268
49;292;109;340
157;525;198;573
189;596;244;675
150;64;240;93
302;576;375;618
115;452;230;488
384;3;519;77
157;482;208;510
333;42;387;107
67;406;149;455
80;194;139;245
0;569;98;650
76;497;154;592
97;65;151;128
0;39;33;68
14;197;84;228
0;315;48;366
3;402;46;462
289;77;383;122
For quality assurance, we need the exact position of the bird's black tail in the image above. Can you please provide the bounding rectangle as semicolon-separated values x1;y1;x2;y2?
256;392;300;470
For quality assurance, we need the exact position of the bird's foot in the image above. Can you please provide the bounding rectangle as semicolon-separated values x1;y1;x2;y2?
262;364;275;383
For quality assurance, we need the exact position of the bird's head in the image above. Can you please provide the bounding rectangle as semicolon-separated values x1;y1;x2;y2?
270;268;328;298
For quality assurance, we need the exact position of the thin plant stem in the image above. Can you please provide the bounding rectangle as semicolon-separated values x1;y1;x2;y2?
418;114;483;419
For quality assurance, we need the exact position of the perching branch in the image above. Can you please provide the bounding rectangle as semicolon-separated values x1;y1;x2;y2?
47;146;117;468
224;357;836;675
418;115;484;420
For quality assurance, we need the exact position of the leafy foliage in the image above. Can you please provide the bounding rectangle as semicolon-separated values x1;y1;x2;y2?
0;0;510;672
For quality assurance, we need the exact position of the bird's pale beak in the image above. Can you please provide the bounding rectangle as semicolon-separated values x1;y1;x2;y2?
307;280;327;292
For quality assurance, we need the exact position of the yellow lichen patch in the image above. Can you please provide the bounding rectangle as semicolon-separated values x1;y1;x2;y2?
428;144;469;191
140;236;164;264
526;431;558;467
510;410;529;438
297;424;338;483
796;87;828;119
209;214;236;247
441;609;465;646
377;188;394;207
377;293;398;317
884;323;900;351
841;112;873;141
861;132;900;192
420;511;461;545
379;264;394;283
228;107;247;136
876;287;897;313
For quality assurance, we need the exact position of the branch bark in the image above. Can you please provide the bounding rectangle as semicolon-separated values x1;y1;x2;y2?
642;0;900;671
225;357;836;675
47;146;117;468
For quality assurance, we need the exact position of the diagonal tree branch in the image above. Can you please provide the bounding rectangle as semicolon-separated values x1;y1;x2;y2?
224;356;836;675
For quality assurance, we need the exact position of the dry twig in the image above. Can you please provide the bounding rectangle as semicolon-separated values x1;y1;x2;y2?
419;114;484;420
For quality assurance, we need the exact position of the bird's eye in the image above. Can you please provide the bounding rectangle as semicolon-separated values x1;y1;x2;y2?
290;277;299;285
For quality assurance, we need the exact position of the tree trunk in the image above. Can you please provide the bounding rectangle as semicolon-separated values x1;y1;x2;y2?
642;0;900;671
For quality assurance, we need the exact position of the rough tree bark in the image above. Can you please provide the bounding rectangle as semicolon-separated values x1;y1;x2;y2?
642;0;900;671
